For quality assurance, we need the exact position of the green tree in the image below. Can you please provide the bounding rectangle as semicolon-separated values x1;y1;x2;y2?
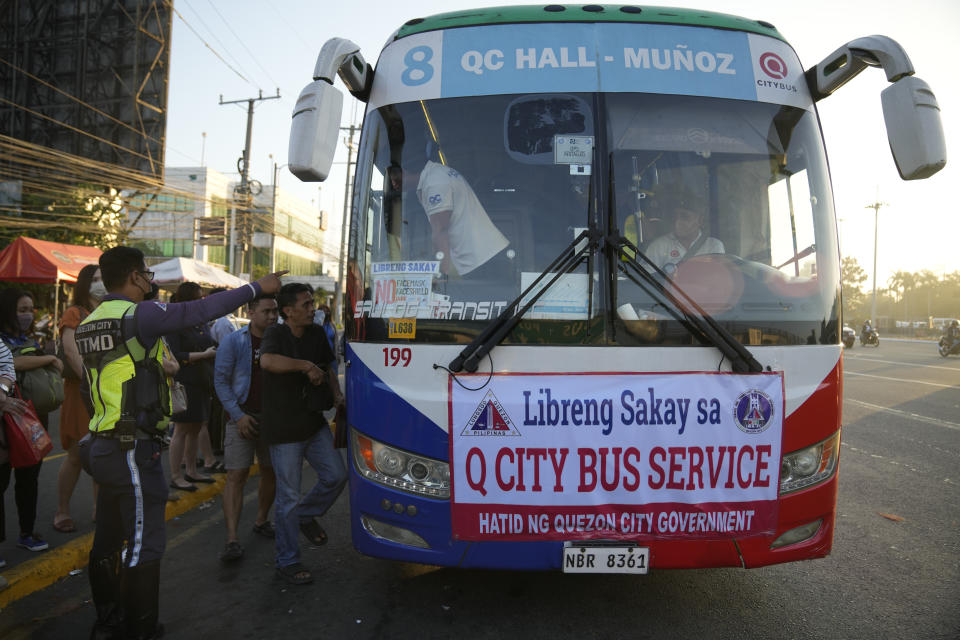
841;257;868;319
3;184;126;249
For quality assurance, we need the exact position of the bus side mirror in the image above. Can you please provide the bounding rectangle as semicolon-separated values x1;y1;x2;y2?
881;76;946;180
288;80;343;182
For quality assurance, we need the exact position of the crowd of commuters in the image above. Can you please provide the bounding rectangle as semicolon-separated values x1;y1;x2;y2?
0;245;345;635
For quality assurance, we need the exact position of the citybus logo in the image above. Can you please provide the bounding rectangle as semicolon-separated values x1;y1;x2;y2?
759;52;787;80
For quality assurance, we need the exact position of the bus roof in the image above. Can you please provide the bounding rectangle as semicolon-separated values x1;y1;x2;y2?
393;4;786;42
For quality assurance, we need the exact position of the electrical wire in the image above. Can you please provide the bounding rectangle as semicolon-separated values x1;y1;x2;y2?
205;0;284;91
171;5;250;85
0;57;165;148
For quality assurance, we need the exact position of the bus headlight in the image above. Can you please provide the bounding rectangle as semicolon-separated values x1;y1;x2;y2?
352;429;450;499
779;432;840;495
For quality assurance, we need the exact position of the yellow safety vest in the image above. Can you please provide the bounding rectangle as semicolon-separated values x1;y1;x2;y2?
76;299;170;433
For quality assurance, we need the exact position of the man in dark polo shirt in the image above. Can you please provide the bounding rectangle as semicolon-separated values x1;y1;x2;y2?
260;282;345;585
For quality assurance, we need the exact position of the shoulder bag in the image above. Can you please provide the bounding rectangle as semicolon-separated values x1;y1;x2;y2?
12;343;64;415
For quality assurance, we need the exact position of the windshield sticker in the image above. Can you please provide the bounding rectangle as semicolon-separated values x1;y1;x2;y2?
518;272;589;320
388;317;416;339
449;371;784;542
370;261;441;316
554;135;594;165
369;23;812;112
371;261;441;276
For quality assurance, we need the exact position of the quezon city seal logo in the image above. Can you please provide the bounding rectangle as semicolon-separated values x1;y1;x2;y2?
733;389;774;434
461;390;520;436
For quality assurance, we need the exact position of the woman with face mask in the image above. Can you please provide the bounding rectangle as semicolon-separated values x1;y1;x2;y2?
0;287;63;553
53;263;102;533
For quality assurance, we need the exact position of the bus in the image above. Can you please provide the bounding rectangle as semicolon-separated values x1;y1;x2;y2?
288;5;945;572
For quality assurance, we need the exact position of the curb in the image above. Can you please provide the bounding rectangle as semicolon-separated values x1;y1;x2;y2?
0;466;258;609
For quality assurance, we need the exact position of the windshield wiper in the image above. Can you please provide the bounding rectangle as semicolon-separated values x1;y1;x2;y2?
448;227;601;373
611;234;764;373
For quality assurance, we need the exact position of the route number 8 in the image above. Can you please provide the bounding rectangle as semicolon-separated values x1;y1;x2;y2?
402;46;434;86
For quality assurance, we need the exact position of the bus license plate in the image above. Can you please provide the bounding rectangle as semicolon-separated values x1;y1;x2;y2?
562;546;649;574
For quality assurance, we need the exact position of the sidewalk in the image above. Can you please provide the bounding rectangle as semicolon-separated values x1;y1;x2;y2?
0;406;255;608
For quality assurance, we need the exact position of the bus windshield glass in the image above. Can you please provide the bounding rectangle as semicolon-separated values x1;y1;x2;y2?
347;91;840;347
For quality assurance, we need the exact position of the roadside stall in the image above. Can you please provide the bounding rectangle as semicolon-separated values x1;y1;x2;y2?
150;257;249;290
0;237;103;337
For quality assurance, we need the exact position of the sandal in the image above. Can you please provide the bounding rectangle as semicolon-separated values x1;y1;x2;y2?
184;474;215;484
203;461;227;474
52;517;77;533
169;481;197;492
276;562;312;585
299;518;328;546
252;521;276;539
220;540;244;563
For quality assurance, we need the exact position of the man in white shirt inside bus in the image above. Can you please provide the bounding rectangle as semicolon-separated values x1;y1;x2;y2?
644;188;724;274
413;157;511;280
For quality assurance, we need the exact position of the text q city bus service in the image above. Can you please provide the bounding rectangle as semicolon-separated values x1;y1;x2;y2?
287;4;945;573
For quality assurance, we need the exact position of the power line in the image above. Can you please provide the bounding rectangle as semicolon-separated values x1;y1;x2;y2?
263;0;315;59
0;57;164;148
0;97;153;163
205;0;283;91
171;5;250;85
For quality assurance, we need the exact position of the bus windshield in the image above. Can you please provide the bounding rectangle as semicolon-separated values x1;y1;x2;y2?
348;91;840;347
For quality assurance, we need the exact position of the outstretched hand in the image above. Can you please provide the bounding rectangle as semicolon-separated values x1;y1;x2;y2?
256;271;289;295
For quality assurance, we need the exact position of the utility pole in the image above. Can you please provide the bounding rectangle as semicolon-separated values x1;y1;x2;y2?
336;124;357;322
219;89;280;276
865;193;887;326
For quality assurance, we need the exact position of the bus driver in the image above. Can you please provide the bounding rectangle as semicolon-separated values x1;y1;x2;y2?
644;188;724;273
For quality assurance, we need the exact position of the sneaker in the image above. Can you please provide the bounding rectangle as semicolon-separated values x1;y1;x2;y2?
17;533;49;552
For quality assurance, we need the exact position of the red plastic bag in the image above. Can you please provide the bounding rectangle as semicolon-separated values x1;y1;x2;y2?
3;389;52;468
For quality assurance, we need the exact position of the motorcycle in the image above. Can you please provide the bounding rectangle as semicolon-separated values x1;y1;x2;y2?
842;325;856;348
938;334;960;357
860;328;879;347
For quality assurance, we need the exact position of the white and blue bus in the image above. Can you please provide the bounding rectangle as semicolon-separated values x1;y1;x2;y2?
289;5;944;572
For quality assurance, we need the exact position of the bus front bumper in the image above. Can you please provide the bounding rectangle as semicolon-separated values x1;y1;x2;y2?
348;465;838;571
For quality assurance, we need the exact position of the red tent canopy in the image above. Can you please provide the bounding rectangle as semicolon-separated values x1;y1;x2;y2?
0;237;102;284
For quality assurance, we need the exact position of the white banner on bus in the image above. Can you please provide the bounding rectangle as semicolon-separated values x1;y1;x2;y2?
450;371;784;541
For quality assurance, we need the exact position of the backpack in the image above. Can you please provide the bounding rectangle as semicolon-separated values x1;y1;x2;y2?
11;343;65;415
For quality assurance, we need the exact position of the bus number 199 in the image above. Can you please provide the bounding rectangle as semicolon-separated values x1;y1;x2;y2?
383;347;412;367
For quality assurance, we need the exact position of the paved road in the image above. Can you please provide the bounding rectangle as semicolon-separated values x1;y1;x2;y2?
2;341;958;639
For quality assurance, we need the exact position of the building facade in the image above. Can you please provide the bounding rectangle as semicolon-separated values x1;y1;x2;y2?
125;166;329;281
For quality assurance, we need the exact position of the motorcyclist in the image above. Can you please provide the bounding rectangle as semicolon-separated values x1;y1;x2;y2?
861;319;874;343
946;319;960;347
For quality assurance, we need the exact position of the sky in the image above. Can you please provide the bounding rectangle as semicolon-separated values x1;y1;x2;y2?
164;0;960;285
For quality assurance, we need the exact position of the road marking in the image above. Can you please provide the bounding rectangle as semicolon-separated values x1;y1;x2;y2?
845;355;960;372
841;443;922;473
844;371;960;389
845;398;960;431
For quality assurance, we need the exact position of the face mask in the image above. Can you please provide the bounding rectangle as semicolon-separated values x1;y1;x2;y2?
144;282;160;301
314;310;325;325
89;281;107;301
17;312;33;333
